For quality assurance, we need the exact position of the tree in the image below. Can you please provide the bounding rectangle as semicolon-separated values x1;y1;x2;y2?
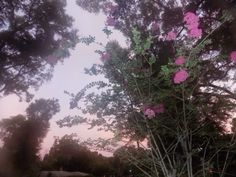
59;0;236;177
42;134;114;177
0;98;60;177
61;0;236;135
0;0;78;100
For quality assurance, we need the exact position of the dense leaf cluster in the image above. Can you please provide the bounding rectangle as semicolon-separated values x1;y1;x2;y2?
0;0;78;100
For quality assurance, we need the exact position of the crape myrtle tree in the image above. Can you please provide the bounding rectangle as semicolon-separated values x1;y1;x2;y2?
0;0;78;100
0;98;60;177
58;0;236;177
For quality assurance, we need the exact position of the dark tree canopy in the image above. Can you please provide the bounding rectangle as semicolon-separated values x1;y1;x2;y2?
42;134;114;177
0;0;78;100
0;98;60;177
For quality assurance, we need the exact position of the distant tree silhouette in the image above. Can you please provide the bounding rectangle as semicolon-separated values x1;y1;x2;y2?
42;134;114;177
0;0;78;100
0;98;60;177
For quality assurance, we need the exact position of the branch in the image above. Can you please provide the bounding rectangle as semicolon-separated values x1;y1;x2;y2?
199;84;236;100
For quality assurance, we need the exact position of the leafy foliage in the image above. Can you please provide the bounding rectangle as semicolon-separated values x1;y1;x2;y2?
0;0;78;100
42;134;114;177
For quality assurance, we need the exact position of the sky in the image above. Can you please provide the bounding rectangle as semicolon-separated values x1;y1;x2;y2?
0;0;127;157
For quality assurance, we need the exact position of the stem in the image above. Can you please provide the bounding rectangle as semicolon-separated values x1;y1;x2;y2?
220;133;236;177
181;86;193;177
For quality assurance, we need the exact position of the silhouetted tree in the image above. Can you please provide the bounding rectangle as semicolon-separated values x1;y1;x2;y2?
0;0;78;100
43;134;114;177
0;98;60;177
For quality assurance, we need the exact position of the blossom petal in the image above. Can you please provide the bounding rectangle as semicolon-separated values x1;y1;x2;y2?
175;56;185;65
173;69;189;84
230;51;236;63
166;31;177;41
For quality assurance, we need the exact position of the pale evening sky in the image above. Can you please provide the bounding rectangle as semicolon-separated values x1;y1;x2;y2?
0;0;127;156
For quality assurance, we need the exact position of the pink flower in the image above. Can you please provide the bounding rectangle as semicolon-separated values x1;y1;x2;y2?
106;17;116;26
175;56;185;65
152;104;165;114
173;69;189;84
230;51;236;63
188;28;202;38
184;12;202;38
151;21;159;31
144;108;156;119
142;103;165;118
166;31;177;41
186;21;199;30
100;52;110;62
184;12;199;25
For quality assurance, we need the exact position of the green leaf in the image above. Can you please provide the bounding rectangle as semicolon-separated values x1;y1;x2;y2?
143;37;152;51
148;54;156;65
161;65;169;74
103;27;113;37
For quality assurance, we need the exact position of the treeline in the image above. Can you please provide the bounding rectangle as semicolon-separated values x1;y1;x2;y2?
0;108;141;177
42;134;140;177
0;100;140;177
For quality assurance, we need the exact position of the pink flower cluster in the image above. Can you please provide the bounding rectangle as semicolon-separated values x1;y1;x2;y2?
175;56;185;65
173;56;189;84
100;52;110;62
103;2;118;27
166;31;177;41
184;12;202;38
143;104;165;119
144;109;155;119
230;51;236;63
173;69;189;84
